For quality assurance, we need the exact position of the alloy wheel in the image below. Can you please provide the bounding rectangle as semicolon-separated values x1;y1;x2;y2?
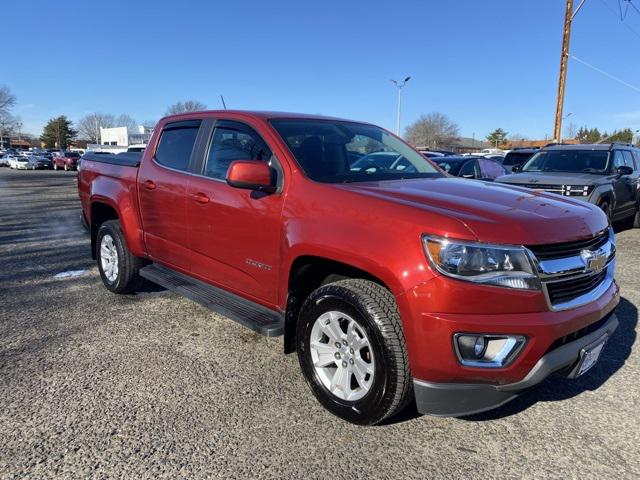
309;310;375;401
100;234;119;282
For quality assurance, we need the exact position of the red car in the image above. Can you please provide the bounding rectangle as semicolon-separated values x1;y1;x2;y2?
53;151;81;170
78;111;619;425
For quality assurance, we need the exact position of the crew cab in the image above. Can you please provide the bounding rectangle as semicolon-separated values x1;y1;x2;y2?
497;143;640;227
53;151;81;171
78;111;619;425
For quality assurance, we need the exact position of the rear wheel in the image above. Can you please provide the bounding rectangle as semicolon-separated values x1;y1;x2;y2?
96;220;145;293
64;163;68;171
53;163;58;171
297;279;412;425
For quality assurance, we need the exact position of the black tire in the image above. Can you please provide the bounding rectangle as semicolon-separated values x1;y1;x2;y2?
296;279;412;425
95;220;145;294
53;163;58;171
64;163;68;171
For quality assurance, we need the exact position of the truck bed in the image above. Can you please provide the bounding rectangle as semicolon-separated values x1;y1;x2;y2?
82;152;142;168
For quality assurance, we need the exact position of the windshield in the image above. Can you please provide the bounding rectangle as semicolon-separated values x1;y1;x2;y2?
65;152;80;158
270;119;442;183
522;149;610;174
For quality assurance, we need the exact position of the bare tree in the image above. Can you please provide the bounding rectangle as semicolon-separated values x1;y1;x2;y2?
0;85;16;116
564;122;578;140
77;113;115;143
404;112;460;148
0;85;17;148
115;114;138;131
165;100;207;116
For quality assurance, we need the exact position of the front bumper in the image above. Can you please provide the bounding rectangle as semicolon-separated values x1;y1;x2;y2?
414;312;619;416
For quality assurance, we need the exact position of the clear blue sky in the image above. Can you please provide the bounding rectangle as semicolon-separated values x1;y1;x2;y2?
4;0;640;140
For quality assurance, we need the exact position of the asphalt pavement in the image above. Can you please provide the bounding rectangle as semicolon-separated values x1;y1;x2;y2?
0;168;638;479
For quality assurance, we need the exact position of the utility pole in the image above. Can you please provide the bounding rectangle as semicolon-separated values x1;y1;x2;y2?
391;77;411;135
553;0;587;142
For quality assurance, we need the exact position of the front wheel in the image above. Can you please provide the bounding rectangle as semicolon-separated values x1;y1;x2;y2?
297;279;412;425
53;163;58;171
96;220;145;294
64;163;68;171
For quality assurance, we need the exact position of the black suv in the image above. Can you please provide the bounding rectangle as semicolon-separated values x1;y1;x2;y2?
496;143;640;226
502;147;539;170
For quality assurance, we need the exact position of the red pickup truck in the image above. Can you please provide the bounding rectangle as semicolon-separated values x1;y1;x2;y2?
78;111;619;425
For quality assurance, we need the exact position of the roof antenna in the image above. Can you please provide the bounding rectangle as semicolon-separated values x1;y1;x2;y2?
220;95;227;110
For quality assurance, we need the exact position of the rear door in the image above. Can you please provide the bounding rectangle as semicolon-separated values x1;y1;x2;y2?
186;119;284;305
137;119;202;272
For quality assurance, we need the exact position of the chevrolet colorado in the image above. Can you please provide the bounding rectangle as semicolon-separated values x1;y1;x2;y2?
78;111;619;425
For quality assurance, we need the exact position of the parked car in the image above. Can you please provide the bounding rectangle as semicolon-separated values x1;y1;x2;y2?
79;111;619;425
502;147;539;171
497;143;640;227
436;155;507;180
52;151;81;171
418;150;445;159
8;155;29;169
0;154;9;167
26;155;52;170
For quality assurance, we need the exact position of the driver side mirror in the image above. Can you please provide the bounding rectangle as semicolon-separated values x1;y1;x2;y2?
226;160;277;193
616;165;633;176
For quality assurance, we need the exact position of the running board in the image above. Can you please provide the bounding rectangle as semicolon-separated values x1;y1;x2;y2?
139;263;284;337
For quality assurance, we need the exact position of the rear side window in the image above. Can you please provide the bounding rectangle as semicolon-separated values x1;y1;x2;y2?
155;120;201;171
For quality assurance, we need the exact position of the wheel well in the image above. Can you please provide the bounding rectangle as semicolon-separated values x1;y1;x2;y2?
283;256;388;354
90;202;119;259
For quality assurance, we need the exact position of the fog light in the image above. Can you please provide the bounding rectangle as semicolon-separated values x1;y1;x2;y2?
454;334;526;368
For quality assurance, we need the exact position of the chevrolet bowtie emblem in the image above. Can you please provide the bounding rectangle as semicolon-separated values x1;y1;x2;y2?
580;248;607;272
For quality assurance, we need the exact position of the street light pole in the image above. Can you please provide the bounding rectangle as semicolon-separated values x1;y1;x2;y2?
391;76;411;136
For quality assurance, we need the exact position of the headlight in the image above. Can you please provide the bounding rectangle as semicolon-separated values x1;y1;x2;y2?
423;236;540;290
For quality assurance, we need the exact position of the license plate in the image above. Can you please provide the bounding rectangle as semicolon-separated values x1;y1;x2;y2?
576;336;607;377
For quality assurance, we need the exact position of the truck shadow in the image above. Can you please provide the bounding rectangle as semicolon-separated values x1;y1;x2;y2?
384;297;637;426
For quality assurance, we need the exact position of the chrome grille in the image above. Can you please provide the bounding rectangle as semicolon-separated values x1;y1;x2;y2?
546;269;608;305
527;230;609;260
527;229;615;310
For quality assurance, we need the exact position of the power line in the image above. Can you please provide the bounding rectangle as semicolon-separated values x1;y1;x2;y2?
598;0;640;39
570;54;640;93
628;0;640;16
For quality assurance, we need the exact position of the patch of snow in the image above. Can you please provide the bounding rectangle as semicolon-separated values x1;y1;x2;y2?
54;270;87;279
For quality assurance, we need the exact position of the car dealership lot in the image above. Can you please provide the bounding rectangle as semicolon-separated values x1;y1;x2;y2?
0;168;638;478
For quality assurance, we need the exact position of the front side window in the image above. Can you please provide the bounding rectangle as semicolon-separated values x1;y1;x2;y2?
204;122;272;180
612;150;626;169
522;149;610;174
622;150;636;170
155;120;201;172
478;158;506;178
459;160;477;178
270;119;441;183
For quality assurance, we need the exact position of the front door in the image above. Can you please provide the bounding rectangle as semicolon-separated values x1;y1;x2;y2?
138;120;202;272
186;119;283;306
611;150;635;218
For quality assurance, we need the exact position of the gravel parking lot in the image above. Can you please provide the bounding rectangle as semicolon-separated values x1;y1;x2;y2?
0;168;638;479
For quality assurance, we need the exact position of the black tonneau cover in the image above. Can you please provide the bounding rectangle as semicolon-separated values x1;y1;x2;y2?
82;152;142;167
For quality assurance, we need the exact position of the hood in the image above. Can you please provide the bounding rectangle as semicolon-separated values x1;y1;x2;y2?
336;178;607;245
496;171;608;186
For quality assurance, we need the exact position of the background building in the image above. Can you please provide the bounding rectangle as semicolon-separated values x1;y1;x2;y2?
87;125;153;153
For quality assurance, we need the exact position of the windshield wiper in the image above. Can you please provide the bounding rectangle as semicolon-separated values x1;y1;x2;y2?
581;168;602;173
